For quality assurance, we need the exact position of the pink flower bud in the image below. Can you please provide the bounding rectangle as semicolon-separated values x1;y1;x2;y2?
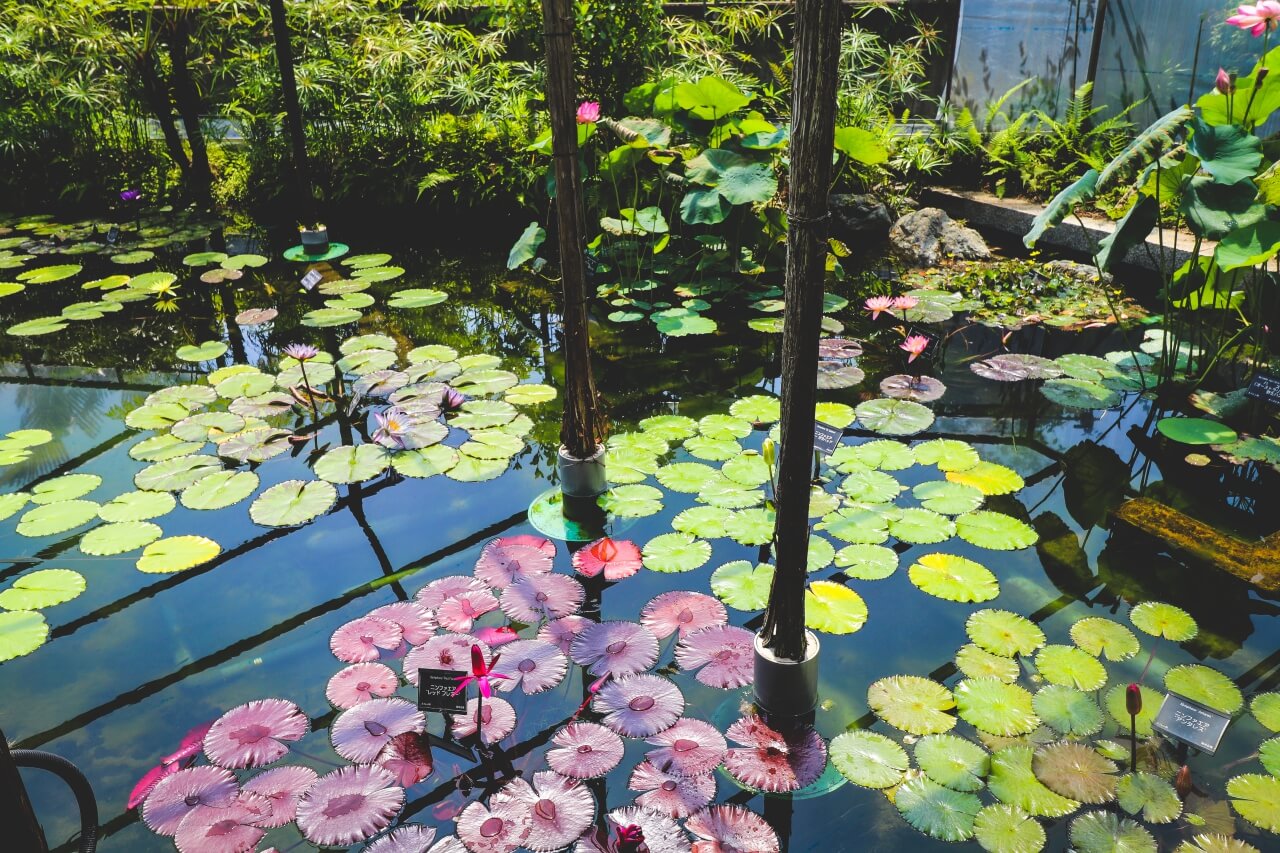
1216;67;1233;94
1126;683;1143;716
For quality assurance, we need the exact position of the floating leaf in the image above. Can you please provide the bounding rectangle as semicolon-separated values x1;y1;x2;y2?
867;675;956;735
80;521;162;556
1157;417;1239;445
806;536;836;571
31;473;101;505
1070;617;1140;662
0;569;86;610
1229;774;1280;832
343;253;393;269
833;544;897;580
946;462;1024;496
136;535;220;573
913;481;983;515
956;679;1040;736
445;455;508;482
176;341;228;362
724;507;775;546
1164;664;1243;714
1118;772;1183;823
915;733;989;792
973;804;1045;853
1033;685;1103;737
388;288;447;308
180;470;260;511
1175;835;1259;853
351;265;404;281
842;439;916;471
854;398;935;436
913;439;981;472
183;251;228;266
909;553;999;602
1035;644;1107;691
0;611;49;661
17;263;81;283
642;533;711;573
957;644;1019;683
250;480;338;527
888;507;955;545
598;484;664;518
453;369;519;396
970;353;1063;382
217;428;290;464
1130;601;1198;641
215;372;276;399
840;469;904;503
988;745;1080;818
880;374;946;402
0;493;30;520
818;506;893;544
894;776;980;842
1033;742;1118;803
1253;693;1280;732
656;462;719;493
814;402;856;429
172;412;246;442
696;475;763;509
710;561;774;611
683;436;740;461
7;317;68;336
637;416;696;442
805;581;866;634
830;731;909;789
698;414;752;442
728;395;780;423
967;609;1046;656
17;500;100;537
314;445;388;484
390;445;459;480
504;384;557;405
98;490;175;523
956;511;1037;550
672;506;731;538
1041;378;1121;409
302;307;362;327
720;453;770;487
1104;684;1162;736
135;455;222;492
1069;811;1156;853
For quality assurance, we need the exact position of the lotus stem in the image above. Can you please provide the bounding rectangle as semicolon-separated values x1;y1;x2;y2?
297;362;320;423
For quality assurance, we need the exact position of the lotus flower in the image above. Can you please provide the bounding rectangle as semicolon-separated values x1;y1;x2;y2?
457;799;533;853
570;620;659;677
630;759;716;818
365;824;439;853
331;615;404;664
403;634;491;685
120;188;142;202
416;575;488;610
491;772;595;853
141;765;239;836
283;343;319;362
331;696;426;763
295;765;405;847
373;406;416;449
864;295;893;320
646;717;728;777
1216;67;1234;94
475;536;554;587
686;804;780;853
572;537;643;581
500;572;585;622
675;625;755;689
173;799;269;853
546;722;625;779
900;334;930;363
435;588;499;632
1228;1;1280;35
722;713;828;793
592;673;685;738
367;601;437;646
640;591;727;640
379;731;435;787
576;101;601;123
203;698;310;769
451;696;517;744
241;765;318;828
492;639;568;695
538;614;592;654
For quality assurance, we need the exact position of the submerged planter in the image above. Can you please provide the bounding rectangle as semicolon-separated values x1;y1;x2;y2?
299;227;330;255
557;444;607;499
753;630;820;717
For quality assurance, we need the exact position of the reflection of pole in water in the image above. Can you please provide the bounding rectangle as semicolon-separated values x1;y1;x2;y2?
764;791;794;853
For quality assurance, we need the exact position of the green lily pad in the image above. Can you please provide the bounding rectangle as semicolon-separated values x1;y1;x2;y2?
136;535;221;574
728;395;780;423
249;479;338;527
1070;617;1140;661
613;430;671;455
656;461;720;493
17;263;81;283
17;500;100;537
175;340;228;362
217;428;290;464
888;507;955;545
1104;684;1163;736
183;251;228;266
642;532;711;573
946;462;1025;496
180;470;259;511
806;536;836;571
1130;601;1198;641
909;553;999;602
833;543;898;580
867;675;956;735
1033;741;1118;803
818;506;893;544
683;436;741;461
7;317;68;336
710;560;774;611
724;507;775;546
916;733;990;792
444;454;508;483
453;369;519;396
302;307;362;327
894;776;980;842
973;804;1045;853
1252;693;1280;732
1173;834;1260;852
674;506;731;539
1117;772;1182;823
720;453;770;488
830;730;909;789
504;384;557;406
1164;664;1243;714
457;429;522;460
336;349;397;375
0;611;49;661
598;484;663;518
957;643;1019;683
697;414;752;442
135;455;222;491
342;253;393;268
388;288;448;308
913;438;981;472
0;493;31;520
1228;774;1280;833
351;265;404;281
31;474;101;505
1157;417;1239;446
1041;379;1121;409
814;402;856;429
1035;644;1107;691
854;398;935;436
1033;685;1104;737
1069;811;1156;853
80;521;163;556
913;481;984;515
98;490;176;523
653;308;717;336
111;250;154;264
956;679;1039;736
390;445;459;480
0;569;86;610
806;580;867;634
696;475;763;509
314;445;388;484
956;511;1038;550
452;400;518;430
839;469;903;503
172;412;246;442
220;253;268;270
967;609;1045;656
988;745;1080;818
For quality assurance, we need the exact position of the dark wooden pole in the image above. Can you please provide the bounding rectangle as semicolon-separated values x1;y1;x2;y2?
0;730;48;852
760;0;843;662
541;0;604;458
268;0;312;213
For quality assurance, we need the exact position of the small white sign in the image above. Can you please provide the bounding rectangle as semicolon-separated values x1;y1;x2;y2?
300;269;323;290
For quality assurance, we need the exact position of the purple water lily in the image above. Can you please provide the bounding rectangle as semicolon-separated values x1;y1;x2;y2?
120;188;141;202
372;406;415;449
441;386;466;411
283;343;320;361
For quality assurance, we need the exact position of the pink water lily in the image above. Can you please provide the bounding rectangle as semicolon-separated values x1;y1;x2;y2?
900;334;930;363
1229;1;1280;34
577;101;601;123
864;295;893;320
892;294;919;311
453;643;509;699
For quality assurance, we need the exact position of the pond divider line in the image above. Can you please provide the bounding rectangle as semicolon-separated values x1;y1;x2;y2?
0;374;167;394
15;508;528;751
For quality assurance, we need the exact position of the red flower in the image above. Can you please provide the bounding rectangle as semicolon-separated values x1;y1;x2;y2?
453;644;509;698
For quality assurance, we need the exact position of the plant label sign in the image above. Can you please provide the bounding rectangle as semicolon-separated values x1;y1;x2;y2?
1245;372;1280;406
300;269;324;291
813;421;843;456
106;225;120;245
1153;692;1230;754
417;668;466;715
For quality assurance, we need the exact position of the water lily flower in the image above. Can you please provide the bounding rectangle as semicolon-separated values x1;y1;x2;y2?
452;643;509;699
120;189;141;202
372;406;415;449
283;343;319;361
892;294;919;311
1216;67;1234;94
864;295;894;319
1228;1;1280;35
900;334;930;363
441;386;466;411
577;101;601;123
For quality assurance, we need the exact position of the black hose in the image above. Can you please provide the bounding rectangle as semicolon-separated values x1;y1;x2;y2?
11;749;98;853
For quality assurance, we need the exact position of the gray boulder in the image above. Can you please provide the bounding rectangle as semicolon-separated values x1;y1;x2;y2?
888;207;990;267
829;193;892;245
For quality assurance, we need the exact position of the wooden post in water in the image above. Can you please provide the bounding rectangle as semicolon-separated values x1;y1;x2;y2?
268;0;312;213
0;729;48;852
759;0;843;668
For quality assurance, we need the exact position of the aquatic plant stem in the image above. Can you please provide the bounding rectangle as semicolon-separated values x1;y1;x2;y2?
297;362;320;423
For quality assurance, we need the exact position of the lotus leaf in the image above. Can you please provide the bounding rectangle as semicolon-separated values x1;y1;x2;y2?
819;506;892;544
642;532;711;573
1129;601;1198;641
973;804;1045;853
211;363;271;386
957;644;1019;683
1069;811;1156;853
31;473;101;505
351;265;404;281
805;536;836;571
1033;685;1104;737
444;454;508;482
336;349;397;375
889;507;955;545
180;470;259;511
1118;772;1182;823
914;481;984;515
867;675;957;735
17;500;101;537
946;462;1024;496
682;435;740;461
605;448;659;485
833;543;898;579
390;445;459;480
1035;644;1107;691
612;430;671;455
1164;664;1243;714
302;307;362;327
988;745;1080;817
696;476;763;509
8;317;68;336
915;733;990;792
1253;693;1280;732
728;395;780;423
1104;684;1162;736
955;511;1038;550
814;402;856;429
599;485;663;518
213;372;276;399
1059;631;1135;680
80;521;163;556
1228;774;1280;832
98;490;175;523
388;288;447;308
452;400;517;431
136;535;221;573
673;506;731;538
249;480;338;527
1033;742;1118;803
172;412;245;442
829;730;908;789
966;610;1045;656
175;340;228;362
840;469;903;503
957;679;1039;736
724;507;775;546
656;462;720;493
218;428;290;464
696;414;751;442
503;384;556;406
710;561;774;611
135;454;222;492
452;369;519;396
909;553;999;603
848;439;916;471
456;354;501;371
0;569;86;610
0;611;49;662
854;398;935;436
1261;737;1280;776
894;776;980;842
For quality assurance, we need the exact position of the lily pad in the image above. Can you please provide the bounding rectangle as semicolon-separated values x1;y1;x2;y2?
17;500;100;537
444;455;508;482
915;733;990;792
698;414;752;441
80;521;163;556
388;288;448;308
846;439;917;471
183;251;228;266
642;533;711;573
867;675;956;735
1164;664;1243;714
966;610;1045;657
833;544;898;580
971;353;1063;382
854;398;935;436
1033;685;1104;737
1034;644;1107;691
452;369;519;396
894;776;980;842
1070;617;1140;662
217;428;290;464
180;470;259;511
946;462;1024;496
1117;772;1182;823
1129;601;1198;641
599;484;663;518
988;745;1080;818
956;679;1039;736
176;341;228;362
31;473;101;505
171;412;245;442
390;445;459;480
710;561;774;611
136;535;221;574
1033;742;1118;803
957;643;1020;683
7;317;68;336
0;611;49;661
1041;378;1121;409
913;439;980;472
220;253;268;270
1252;693;1280;732
672;506;730;539
908;553;999;602
973;804;1045;853
351;265;404;281
1104;684;1162;737
913;481;984;515
656;462;720;493
504;384;557;406
841;469;904;503
1228;773;1280;833
728;395;780;424
249;480;338;527
805;581;867;634
135;455;222;492
818;506;893;545
683;436;741;461
0;569;86;610
1157;417;1239;445
98;490;175;523
888;507;955;545
314;445;388;484
830;730;909;789
696;476;763;509
302;307;362;327
1069;811;1156;853
724;507;775;546
17;263;81;283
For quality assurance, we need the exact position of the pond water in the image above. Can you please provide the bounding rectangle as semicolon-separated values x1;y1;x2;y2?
1;211;1277;852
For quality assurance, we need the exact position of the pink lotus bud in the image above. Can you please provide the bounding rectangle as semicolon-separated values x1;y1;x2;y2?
1216;67;1233;94
576;101;601;124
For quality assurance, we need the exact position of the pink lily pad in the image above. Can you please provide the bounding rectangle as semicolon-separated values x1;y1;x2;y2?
295;765;405;848
640;591;727;639
546;722;624;779
499;572;585;623
331;696;425;763
331;615;404;663
630;760;715;818
645;718;728;777
572;537;643;581
203;698;309;769
592;673;685;738
569;621;659;678
675;625;755;689
491;639;568;695
326;662;400;710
